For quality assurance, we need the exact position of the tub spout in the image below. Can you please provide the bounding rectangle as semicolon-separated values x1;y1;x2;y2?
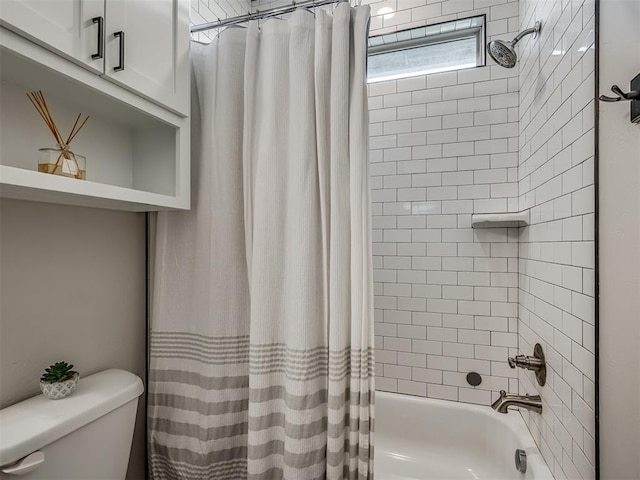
491;390;542;415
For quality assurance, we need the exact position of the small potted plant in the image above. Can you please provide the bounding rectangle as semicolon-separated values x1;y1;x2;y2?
39;361;79;400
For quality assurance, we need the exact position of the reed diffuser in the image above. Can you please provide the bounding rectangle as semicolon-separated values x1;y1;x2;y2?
27;91;90;180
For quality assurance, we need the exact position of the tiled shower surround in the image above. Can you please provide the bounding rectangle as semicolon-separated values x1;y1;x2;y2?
220;0;596;477
365;0;595;476
517;0;596;478
366;0;524;405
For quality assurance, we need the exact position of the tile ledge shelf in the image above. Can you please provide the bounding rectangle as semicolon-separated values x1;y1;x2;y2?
471;211;530;228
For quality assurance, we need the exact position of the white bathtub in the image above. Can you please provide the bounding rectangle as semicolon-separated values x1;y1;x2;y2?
375;392;554;480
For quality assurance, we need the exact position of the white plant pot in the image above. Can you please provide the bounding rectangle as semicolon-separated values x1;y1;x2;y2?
40;373;80;400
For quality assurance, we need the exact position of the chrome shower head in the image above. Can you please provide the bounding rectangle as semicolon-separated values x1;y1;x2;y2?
487;39;517;68
487;21;542;69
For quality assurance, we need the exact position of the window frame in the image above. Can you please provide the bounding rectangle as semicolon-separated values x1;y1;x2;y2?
367;15;487;83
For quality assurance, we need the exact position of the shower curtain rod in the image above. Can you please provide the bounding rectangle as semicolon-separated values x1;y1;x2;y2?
190;0;349;33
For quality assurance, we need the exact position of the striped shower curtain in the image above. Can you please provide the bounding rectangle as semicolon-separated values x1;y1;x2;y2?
148;4;374;479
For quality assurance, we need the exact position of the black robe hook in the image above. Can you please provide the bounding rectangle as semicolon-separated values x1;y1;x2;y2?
599;84;640;102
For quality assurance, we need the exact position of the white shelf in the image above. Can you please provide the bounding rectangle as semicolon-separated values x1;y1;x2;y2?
0;27;190;211
471;211;530;228
0;166;184;211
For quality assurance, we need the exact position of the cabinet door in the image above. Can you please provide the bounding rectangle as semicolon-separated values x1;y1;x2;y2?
103;0;189;116
0;0;105;74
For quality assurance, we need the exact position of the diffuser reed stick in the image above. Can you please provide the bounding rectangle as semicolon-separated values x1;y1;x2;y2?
27;90;90;177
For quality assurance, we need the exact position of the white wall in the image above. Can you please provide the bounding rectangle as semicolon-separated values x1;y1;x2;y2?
598;0;640;478
0;199;146;479
516;0;596;478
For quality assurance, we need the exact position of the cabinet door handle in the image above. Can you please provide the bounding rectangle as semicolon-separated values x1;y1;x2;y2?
114;31;125;72
91;17;104;59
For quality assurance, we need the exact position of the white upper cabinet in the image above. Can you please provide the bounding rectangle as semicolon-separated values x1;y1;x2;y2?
0;0;189;116
103;0;189;116
0;0;190;211
0;0;106;74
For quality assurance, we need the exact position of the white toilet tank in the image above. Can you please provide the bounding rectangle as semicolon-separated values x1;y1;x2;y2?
0;369;144;479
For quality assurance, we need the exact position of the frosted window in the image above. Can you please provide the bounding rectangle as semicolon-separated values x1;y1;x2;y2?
368;16;485;83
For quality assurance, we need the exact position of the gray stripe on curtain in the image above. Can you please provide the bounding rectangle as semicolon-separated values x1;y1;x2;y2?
150;439;369;469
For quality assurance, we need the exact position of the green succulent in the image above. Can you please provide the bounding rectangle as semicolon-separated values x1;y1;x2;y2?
40;361;78;383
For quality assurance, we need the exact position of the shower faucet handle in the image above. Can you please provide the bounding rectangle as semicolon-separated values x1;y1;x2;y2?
506;343;547;387
508;354;544;371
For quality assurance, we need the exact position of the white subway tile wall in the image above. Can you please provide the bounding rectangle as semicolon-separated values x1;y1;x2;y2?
517;0;595;478
251;0;300;10
360;0;524;406
190;0;252;42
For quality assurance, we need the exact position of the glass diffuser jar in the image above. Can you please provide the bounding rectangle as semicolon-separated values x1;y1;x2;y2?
38;147;86;180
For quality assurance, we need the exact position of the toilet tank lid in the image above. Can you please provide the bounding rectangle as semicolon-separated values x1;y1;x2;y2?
0;369;144;467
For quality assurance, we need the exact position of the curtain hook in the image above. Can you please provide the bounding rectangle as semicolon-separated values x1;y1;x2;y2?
250;10;260;30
